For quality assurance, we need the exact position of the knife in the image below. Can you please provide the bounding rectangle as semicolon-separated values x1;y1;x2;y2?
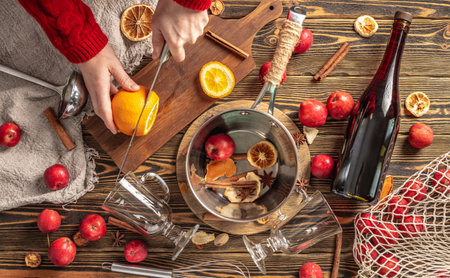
115;43;171;182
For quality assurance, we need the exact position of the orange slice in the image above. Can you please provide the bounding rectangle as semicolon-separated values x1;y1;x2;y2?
199;61;235;98
247;141;278;169
380;175;393;201
209;0;225;16
120;4;154;42
354;15;378;38
405;92;430;117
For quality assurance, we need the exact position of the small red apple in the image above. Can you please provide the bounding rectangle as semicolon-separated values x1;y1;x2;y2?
355;212;377;234
124;240;148;263
48;237;76;266
79;214;106;241
0;122;21;147
299;262;323;278
409;123;433;148
402;179;427;204
294;29;314;54
37;209;61;234
259;61;286;85
372;222;399;248
311;154;334;179
398;214;425;238
433;169;450;194
299;99;328;128
44;164;69;191
377;254;400;277
204;133;235;160
355;242;379;264
387;196;409;219
326;91;354;120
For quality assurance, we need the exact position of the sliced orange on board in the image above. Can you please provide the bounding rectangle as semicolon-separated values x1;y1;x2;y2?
121;4;154;42
405;92;430;117
199;61;235;98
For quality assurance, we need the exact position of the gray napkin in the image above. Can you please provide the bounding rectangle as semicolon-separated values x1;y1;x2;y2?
0;0;156;211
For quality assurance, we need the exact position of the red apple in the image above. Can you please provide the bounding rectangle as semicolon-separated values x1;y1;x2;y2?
79;214;106;241
204;133;235;160
398;214;425;238
311;154;334;179
387;197;409;219
355;242;379;264
44;164;69;191
37;209;61;233
124;240;148;263
48;237;76;266
299;262;323;278
326;91;354;120
372;222;399;248
402;179;427;203
0;122;21;147
294;29;314;54
377;254;400;277
409;123;433;148
355;212;377;234
299;99;328;128
259;61;286;85
433;169;450;194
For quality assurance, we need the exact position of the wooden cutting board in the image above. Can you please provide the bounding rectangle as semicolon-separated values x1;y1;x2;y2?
84;0;283;173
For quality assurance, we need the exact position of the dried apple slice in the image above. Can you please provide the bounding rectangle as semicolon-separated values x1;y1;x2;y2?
405;92;430;117
224;172;261;203
247;141;278;169
192;231;215;245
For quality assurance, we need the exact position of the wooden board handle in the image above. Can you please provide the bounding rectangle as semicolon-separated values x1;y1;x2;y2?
237;0;283;37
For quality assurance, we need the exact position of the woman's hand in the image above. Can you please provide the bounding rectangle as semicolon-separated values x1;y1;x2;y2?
151;0;209;62
78;44;139;134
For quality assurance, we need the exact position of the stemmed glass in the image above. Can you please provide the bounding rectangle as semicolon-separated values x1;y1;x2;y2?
243;190;342;274
103;171;199;261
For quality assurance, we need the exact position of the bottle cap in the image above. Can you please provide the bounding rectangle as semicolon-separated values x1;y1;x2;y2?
395;11;413;22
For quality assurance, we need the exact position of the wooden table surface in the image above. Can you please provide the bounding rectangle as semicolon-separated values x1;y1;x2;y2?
1;1;449;277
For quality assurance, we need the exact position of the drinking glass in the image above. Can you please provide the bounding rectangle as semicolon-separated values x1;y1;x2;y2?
103;172;199;261
243;191;342;274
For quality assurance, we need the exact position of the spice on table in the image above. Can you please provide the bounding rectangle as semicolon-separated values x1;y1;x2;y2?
292;131;306;147
331;233;343;278
313;42;350;81
111;231;126;247
205;30;249;59
214;233;229;246
25;252;41;268
43;107;76;151
108;216;142;235
296;177;310;190
209;0;225;16
73;231;89;247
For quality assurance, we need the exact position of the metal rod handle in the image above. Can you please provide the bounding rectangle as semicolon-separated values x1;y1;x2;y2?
0;63;60;92
104;262;172;278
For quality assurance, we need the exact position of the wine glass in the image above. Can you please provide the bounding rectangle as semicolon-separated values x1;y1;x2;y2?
243;190;342;274
103;171;199;261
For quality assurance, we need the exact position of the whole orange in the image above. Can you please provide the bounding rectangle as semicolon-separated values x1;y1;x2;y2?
111;85;159;136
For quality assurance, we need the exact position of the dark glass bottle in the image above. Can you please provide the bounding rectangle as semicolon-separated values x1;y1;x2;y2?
331;11;413;203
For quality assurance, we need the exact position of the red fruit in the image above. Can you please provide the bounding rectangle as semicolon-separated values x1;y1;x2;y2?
355;212;377;234
377;254;400;277
48;237;76;266
326;91;354;120
294;28;314;54
124;240;148;263
299;99;328;128
372;222;399;248
37;209;61;233
387;197;409;219
402;179;427;203
79;214;106;241
311;155;334;179
0;122;21;147
299;262;323;278
398;214;425;238
204;133;235;160
259;61;287;85
355;242;379;264
44;164;69;191
436;271;450;278
433;169;450;194
409;123;433;148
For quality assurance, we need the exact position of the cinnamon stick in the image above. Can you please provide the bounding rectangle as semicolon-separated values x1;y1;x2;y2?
108;216;142;235
313;42;350;81
230;153;247;160
202;212;223;221
205;30;249;59
205;180;257;189
43;107;76;151
331;232;343;278
215;170;258;183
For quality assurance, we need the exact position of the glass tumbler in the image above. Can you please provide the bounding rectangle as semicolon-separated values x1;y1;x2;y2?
243;190;342;274
103;172;199;261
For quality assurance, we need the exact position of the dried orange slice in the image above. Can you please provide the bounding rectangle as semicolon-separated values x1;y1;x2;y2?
120;4;154;42
247;141;278;169
199;61;235;98
405;92;430;117
354;15;378;38
209;0;225;16
380;175;393;201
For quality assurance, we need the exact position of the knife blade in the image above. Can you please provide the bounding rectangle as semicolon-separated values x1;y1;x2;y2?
115;43;170;182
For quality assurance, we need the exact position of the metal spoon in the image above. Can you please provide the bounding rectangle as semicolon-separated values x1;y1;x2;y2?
0;63;88;119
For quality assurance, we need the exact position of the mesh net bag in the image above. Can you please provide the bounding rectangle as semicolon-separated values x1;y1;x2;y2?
354;151;450;277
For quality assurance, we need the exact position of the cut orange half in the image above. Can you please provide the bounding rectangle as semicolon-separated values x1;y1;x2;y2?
120;4;154;42
405;92;430;117
199;61;235;98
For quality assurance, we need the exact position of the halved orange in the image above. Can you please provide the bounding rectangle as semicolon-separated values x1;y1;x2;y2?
199;61;235;98
120;4;154;42
405;92;430;117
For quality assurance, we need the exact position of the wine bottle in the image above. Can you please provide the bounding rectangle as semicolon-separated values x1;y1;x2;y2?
331;11;413;203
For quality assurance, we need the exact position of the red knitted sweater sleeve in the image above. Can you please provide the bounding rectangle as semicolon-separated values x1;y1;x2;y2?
18;0;108;64
173;0;212;11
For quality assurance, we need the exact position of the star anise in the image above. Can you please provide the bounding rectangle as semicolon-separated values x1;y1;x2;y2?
238;188;256;201
296;177;310;190
258;170;276;189
292;131;306;148
111;231;125;247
